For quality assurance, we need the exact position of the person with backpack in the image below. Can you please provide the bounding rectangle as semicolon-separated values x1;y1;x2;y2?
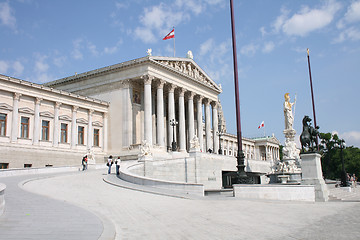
107;155;113;174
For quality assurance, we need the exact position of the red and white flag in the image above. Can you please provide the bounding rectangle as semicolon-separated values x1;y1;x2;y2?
258;121;264;129
163;29;175;40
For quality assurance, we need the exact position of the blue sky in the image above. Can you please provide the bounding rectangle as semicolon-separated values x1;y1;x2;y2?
1;0;360;147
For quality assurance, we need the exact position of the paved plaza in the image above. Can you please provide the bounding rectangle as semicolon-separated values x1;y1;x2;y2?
1;167;360;239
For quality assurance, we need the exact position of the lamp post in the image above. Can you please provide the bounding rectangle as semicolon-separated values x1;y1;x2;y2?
337;139;348;187
217;130;223;154
170;119;178;151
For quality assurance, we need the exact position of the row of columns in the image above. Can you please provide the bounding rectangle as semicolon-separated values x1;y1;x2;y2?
10;92;108;152
142;75;220;153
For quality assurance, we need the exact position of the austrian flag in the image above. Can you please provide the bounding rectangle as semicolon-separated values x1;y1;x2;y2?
163;29;175;40
258;121;265;129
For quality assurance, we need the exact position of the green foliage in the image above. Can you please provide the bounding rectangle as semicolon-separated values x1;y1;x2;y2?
279;145;283;160
319;132;360;180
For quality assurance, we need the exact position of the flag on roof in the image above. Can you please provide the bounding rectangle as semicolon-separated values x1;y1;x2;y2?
163;29;175;40
258;121;264;129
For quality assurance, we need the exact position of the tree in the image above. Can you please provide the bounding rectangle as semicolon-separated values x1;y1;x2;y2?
319;132;360;180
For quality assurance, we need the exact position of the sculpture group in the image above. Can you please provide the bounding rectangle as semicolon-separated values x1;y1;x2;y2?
300;115;319;152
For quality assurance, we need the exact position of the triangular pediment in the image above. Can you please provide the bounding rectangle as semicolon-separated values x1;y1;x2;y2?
40;111;54;118
76;118;88;124
59;115;72;121
0;103;13;111
19;107;34;115
151;57;222;92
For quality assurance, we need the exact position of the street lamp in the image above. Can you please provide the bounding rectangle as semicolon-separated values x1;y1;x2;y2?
217;129;223;154
169;119;178;151
336;139;348;187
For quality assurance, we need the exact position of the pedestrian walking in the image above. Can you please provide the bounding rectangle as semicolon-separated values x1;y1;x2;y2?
352;174;357;188
115;156;121;175
82;156;87;171
107;155;113;174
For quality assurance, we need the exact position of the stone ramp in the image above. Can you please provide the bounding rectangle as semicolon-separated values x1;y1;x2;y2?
0;173;107;240
328;187;360;202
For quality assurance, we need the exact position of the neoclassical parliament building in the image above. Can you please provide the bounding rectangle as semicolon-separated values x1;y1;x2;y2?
0;54;280;185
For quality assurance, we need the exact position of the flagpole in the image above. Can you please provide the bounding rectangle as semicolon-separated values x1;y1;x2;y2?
307;48;319;151
230;0;246;179
173;27;175;57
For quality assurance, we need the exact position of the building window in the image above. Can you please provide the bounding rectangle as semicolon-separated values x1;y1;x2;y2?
21;117;29;138
78;126;84;145
42;120;50;140
0;113;6;136
61;123;68;143
24;164;32;168
0;163;9;169
94;128;99;147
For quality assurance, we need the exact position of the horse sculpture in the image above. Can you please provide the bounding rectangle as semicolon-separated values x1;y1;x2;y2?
300;115;319;152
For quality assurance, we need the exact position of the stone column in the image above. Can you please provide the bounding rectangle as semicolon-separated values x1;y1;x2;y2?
232;141;235;156
187;92;195;146
53;102;61;147
227;140;230;156
87;109;94;150
103;112;108;152
122;80;133;147
196;96;203;152
33;97;42;145
11;93;21;143
167;84;176;149
212;101;219;154
178;88;186;152
156;80;165;147
71;106;78;148
142;75;153;145
204;99;211;152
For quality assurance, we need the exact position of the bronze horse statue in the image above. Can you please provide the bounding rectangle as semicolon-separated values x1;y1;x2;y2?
300;115;319;152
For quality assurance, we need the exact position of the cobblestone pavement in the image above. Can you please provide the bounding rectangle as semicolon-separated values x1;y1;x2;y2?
22;169;360;240
0;173;104;240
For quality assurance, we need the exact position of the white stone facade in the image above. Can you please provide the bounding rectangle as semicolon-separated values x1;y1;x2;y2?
0;75;108;168
1;55;280;185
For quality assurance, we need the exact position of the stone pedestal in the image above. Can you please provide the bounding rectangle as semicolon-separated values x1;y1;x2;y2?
300;153;329;202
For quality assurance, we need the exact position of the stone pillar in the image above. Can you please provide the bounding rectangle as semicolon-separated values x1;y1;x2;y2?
87;109;94;150
142;75;153;145
53;102;61;147
196;96;203;152
156;80;165;147
71;106;78;148
301;153;329;202
227;140;230;156
232;141;235;156
11;93;21;143
187;92;195;146
178;88;186;152
167;84;176;149
103;112;108;152
122;80;133;147
212;101;219;154
204;99;211;152
33;97;42;145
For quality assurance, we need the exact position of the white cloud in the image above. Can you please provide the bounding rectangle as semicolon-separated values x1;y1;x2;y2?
13;61;24;76
273;0;341;37
339;131;360;147
0;60;9;73
262;41;275;53
34;54;49;73
87;42;98;56
175;0;203;15
72;38;84;60
0;1;16;29
134;27;156;43
53;55;67;68
344;0;360;23
199;38;214;56
240;43;258;56
333;26;360;43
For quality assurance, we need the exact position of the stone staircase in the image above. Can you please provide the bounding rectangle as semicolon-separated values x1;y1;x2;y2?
328;186;360;201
